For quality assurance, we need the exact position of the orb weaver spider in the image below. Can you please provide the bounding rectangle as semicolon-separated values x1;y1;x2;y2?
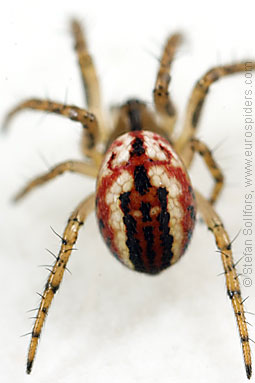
3;19;255;379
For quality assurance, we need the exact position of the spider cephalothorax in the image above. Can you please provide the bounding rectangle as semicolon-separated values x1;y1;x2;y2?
4;19;255;379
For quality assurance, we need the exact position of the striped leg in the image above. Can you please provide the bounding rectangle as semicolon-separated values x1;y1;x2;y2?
13;160;98;202
181;138;224;204
71;19;107;146
176;62;255;166
153;33;182;136
26;193;95;374
195;190;252;379
3;98;102;165
71;19;101;114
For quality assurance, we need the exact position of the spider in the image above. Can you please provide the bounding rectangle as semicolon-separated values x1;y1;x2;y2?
3;19;255;379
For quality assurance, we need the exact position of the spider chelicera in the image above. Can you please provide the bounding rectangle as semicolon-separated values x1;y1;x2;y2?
3;19;255;379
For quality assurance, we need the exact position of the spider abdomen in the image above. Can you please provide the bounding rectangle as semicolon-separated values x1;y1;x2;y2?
96;130;196;274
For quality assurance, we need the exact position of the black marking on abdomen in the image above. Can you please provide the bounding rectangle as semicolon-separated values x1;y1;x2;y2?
119;192;131;214
123;214;145;272
157;187;174;267
119;192;145;272
131;137;145;157
140;202;152;222
143;226;156;266
134;165;151;195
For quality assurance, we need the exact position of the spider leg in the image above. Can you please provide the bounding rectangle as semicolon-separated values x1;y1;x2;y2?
180;138;224;204
13;160;98;202
26;192;95;374
3;99;102;166
71;19;108;147
195;189;252;379
153;32;182;137
71;19;101;114
176;62;255;166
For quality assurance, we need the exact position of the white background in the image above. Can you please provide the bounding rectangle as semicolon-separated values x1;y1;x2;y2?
0;1;255;382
